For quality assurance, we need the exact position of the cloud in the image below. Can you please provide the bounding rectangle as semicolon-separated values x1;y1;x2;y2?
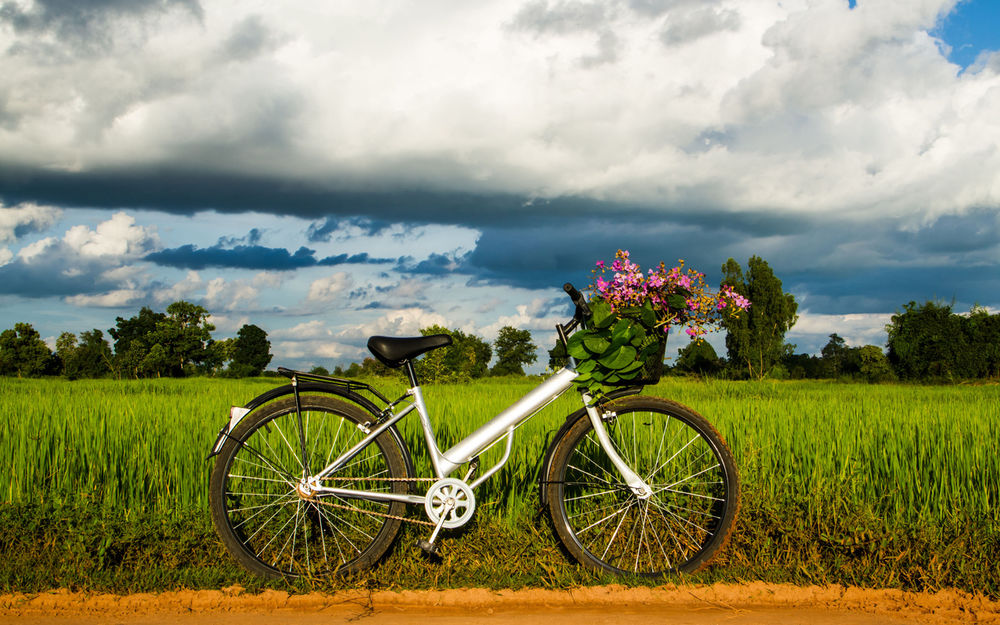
339;308;449;341
145;244;318;270
0;0;203;54
788;311;895;353
204;276;258;311
0;202;61;243
144;241;392;271
660;6;741;46
65;288;146;308
0;211;158;297
271;320;333;341
153;270;203;303
306;272;353;303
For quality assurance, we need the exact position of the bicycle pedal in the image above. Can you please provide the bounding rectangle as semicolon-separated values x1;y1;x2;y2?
415;539;441;558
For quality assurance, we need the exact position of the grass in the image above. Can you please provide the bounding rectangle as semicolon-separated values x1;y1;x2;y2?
0;376;997;595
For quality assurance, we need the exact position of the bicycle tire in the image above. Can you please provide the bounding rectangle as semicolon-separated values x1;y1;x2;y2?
209;395;411;579
544;396;739;576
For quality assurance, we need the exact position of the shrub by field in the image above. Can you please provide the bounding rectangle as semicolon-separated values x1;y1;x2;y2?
1;376;997;594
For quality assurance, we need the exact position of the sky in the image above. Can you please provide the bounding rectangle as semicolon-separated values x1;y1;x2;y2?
1;0;999;373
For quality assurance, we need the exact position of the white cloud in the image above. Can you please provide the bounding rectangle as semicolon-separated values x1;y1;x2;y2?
272;339;358;362
271;320;334;341
788;311;894;352
340;307;449;340
155;270;204;303
0;247;12;267
0;203;61;243
478;298;563;338
62;211;158;258
306;272;353;303
65;289;146;308
253;271;285;288
207;313;252;334
205;277;258;311
16;236;57;263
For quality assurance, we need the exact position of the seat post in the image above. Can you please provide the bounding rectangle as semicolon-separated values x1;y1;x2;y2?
403;360;419;388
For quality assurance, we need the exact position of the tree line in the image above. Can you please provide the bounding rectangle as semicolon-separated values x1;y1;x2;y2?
310;325;539;383
0;301;272;379
2;257;997;383
661;257;1000;383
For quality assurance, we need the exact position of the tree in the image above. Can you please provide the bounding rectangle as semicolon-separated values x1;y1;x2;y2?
673;340;722;376
547;339;569;371
229;324;272;377
109;307;167;378
491;326;537;376
0;322;52;377
108;301;215;378
820;334;849;378
965;305;1000;378
857;345;895;383
720;256;799;380
65;329;112;379
415;325;492;383
886;301;970;380
159;301;215;375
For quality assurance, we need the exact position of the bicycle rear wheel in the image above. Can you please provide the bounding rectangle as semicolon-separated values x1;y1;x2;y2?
544;396;739;576
209;395;411;579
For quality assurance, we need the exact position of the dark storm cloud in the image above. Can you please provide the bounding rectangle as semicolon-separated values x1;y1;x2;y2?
307;217;397;242
144;243;393;271
894;209;1000;254
0;0;202;54
0;162;614;227
145;244;317;270
0;262;111;297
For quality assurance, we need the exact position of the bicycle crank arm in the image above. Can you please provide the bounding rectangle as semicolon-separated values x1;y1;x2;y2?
583;397;653;499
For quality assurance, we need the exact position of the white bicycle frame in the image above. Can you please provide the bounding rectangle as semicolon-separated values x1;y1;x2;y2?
300;364;652;506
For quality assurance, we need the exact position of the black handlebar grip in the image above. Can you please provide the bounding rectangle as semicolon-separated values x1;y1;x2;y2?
563;283;591;318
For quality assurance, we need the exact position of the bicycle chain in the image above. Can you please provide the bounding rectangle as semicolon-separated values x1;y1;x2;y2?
312;497;435;527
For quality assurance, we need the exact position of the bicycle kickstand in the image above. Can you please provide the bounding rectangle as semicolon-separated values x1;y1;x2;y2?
416;500;455;559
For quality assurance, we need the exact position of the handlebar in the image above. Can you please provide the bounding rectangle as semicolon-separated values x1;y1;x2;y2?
563;282;591;322
557;283;591;351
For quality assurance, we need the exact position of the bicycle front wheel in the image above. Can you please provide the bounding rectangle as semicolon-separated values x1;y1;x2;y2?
545;396;739;577
209;395;411;579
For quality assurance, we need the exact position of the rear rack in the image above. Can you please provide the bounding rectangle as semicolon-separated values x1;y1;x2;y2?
276;366;393;408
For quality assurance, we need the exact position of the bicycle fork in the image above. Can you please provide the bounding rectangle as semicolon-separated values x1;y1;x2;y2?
582;394;653;500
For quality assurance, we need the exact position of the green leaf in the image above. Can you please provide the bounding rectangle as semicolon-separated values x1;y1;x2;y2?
590;298;615;329
584;335;611;355
611;319;634;343
566;332;589;359
598;344;637;369
618;359;644;374
639;300;656;328
576;357;597;373
668;294;687;310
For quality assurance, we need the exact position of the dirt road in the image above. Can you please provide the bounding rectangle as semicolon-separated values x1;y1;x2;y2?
2;583;997;625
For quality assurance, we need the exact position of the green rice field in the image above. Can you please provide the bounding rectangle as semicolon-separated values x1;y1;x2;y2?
1;376;998;594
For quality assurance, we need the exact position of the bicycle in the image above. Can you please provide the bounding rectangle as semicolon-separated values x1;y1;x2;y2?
208;284;739;580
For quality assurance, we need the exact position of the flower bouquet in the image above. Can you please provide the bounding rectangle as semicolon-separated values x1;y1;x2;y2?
566;250;750;397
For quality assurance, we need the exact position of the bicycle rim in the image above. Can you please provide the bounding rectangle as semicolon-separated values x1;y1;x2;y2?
212;397;407;578
552;400;737;575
